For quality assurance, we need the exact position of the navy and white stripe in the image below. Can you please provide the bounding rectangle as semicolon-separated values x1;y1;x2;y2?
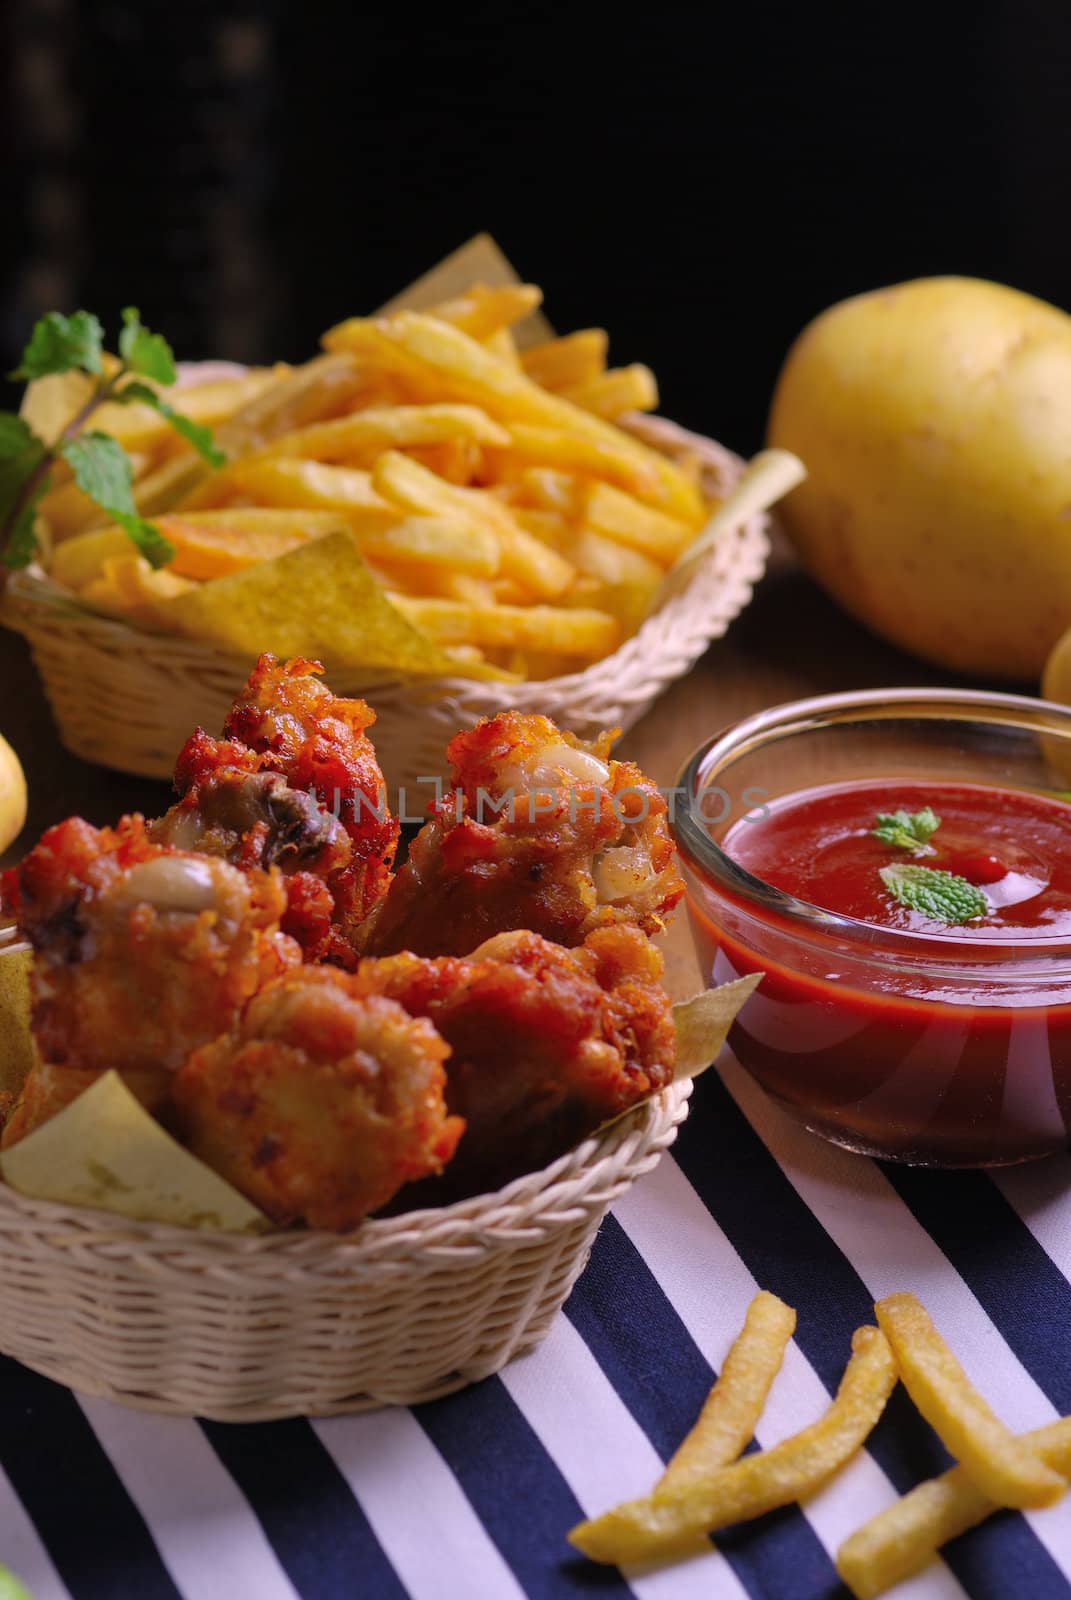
3;1052;1071;1600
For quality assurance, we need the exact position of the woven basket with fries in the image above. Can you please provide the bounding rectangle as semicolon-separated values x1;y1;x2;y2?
1;417;770;788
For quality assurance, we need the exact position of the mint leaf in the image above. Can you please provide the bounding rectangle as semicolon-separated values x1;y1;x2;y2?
119;380;225;467
0;414;42;459
873;806;940;853
0;419;49;567
60;432;137;514
11;310;103;379
118;307;176;385
880;863;988;924
108;511;176;569
59;433;174;569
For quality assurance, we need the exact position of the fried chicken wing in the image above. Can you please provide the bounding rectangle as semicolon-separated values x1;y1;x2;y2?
1;815;297;1146
355;922;676;1197
357;711;683;958
172;968;463;1229
154;655;399;965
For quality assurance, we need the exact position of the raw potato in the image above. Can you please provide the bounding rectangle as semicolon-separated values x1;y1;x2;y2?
768;276;1071;678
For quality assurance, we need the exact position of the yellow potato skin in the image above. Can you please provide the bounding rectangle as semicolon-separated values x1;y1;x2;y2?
767;276;1071;677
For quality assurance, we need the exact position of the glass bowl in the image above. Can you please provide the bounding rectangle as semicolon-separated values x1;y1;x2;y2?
671;688;1071;1167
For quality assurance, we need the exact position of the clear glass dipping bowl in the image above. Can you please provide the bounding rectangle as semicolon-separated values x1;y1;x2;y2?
671;688;1071;1167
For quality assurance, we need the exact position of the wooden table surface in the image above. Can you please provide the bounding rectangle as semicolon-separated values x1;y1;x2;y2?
0;541;970;996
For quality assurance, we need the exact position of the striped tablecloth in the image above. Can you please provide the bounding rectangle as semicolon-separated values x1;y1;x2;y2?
3;1053;1070;1600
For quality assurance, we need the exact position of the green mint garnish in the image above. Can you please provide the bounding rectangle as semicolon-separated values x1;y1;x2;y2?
873;807;940;853
60;433;175;568
880;863;988;924
10;309;103;380
0;307;220;570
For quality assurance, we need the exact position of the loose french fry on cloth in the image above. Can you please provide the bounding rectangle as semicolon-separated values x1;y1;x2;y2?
0;1071;267;1232
875;1292;1066;1508
837;1415;1071;1599
570;1325;897;1565
655;1291;797;1497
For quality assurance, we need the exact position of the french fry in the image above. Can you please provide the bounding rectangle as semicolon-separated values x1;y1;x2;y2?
837;1417;1071;1600
255;404;509;464
216;352;367;452
512;508;570;546
569;1325;897;1566
372;450;574;599
357;516;500;577
567;527;664;587
220;458;397;524
584;481;694;564
426;282;543;341
515;466;582;517
655;1292;797;1499
874;1293;1065;1510
561;364;659;419
402;441;481;484
321;312;705;522
498;422;663;503
133;452;219;517
390;596;620;659
151;509;342;579
81;554;196;627
520;328;608;390
485;326;521;368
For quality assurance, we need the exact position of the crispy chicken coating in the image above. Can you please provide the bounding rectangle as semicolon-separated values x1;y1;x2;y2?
355;923;676;1197
357;711;683;958
172;968;463;1229
155;655;398;966
0;815;297;1146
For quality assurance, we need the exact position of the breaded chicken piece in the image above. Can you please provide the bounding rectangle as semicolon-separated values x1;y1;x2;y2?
357;711;683;958
355;923;676;1197
172;968;463;1230
1;815;298;1146
155;654;398;965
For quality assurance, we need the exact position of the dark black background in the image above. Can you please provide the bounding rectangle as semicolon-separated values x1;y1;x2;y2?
2;1;1069;453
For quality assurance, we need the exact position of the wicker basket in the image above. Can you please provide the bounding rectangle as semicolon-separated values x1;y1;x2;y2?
0;417;769;790
0;1076;690;1420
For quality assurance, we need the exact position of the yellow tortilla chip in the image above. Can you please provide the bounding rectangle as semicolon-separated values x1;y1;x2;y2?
0;1070;268;1232
0;938;34;1109
672;975;762;1080
155;528;511;679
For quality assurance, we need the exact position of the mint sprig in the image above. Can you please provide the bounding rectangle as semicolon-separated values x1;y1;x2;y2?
880;863;988;924
0;307;223;572
10;310;103;380
873;807;940;854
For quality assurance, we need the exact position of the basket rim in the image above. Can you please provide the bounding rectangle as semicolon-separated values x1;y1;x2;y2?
0;1078;692;1258
0;414;771;703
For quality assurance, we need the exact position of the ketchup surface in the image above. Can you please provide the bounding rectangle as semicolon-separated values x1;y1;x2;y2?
726;780;1071;944
687;779;1071;1166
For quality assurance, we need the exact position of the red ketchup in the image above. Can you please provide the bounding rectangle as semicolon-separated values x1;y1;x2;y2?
687;779;1071;1166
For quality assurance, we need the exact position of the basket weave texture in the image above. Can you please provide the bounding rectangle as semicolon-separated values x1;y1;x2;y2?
0;417;769;789
0;1079;690;1420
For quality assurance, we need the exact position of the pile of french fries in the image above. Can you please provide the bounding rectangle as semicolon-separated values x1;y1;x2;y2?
569;1290;1071;1596
31;283;715;681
